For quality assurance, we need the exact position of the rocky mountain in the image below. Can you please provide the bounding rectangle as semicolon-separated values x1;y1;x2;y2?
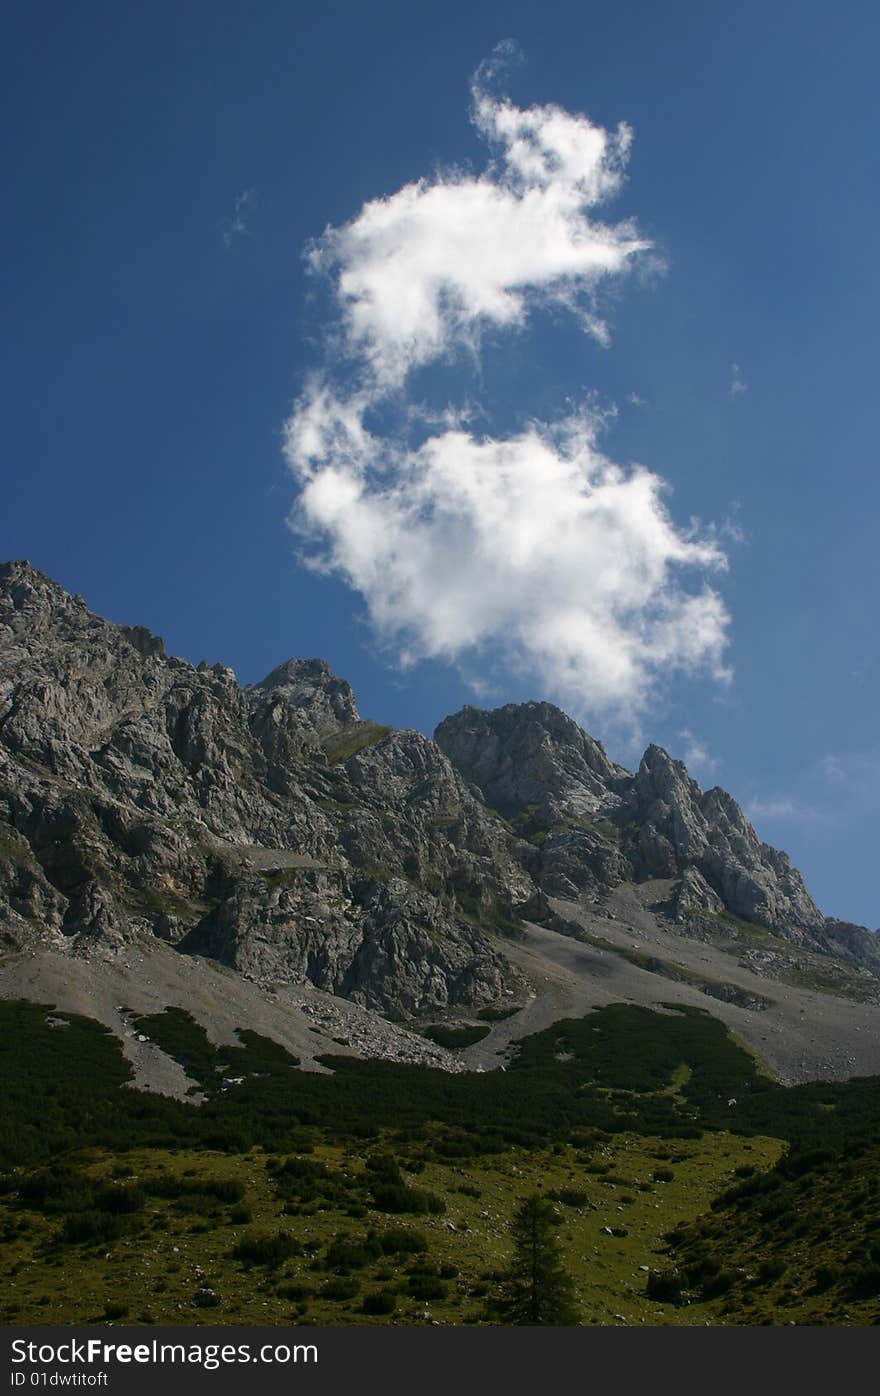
1;558;878;1040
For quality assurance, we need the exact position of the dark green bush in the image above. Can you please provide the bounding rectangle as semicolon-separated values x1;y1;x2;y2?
275;1282;312;1302
321;1277;361;1301
645;1269;682;1303
231;1230;301;1267
361;1288;398;1315
848;1263;880;1299
60;1211;127;1245
370;1184;445;1215
371;1227;428;1255
324;1236;378;1272
548;1188;589;1207
407;1275;447;1301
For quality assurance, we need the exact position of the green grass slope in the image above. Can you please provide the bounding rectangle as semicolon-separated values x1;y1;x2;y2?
1;998;878;1325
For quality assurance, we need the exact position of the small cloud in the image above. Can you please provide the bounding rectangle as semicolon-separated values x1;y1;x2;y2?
729;362;747;398
850;655;876;686
678;728;719;781
818;748;880;792
746;795;816;823
820;754;847;784
220;188;254;247
626;391;647;408
716;504;746;547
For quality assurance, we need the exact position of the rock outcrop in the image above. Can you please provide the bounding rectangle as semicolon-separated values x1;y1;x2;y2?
1;560;877;1021
434;700;878;964
0;561;527;1012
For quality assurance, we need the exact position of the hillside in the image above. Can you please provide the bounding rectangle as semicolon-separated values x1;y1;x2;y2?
1;558;879;1089
2;559;880;1328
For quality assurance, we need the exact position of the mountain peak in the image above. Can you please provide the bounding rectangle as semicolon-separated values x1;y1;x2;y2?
251;656;359;734
1;561;877;1025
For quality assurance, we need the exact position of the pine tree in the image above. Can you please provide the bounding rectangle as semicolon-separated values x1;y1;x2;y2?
497;1193;580;1325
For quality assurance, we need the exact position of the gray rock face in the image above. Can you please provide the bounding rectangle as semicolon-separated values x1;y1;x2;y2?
0;561;525;1012
434;702;627;824
434;701;879;965
1;560;877;1015
624;746;823;933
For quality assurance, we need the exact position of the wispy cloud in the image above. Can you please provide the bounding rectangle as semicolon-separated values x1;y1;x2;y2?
819;748;880;795
746;796;805;821
283;49;732;723
820;754;847;784
729;362;747;398
748;747;880;833
678;728;719;781
220;188;254;247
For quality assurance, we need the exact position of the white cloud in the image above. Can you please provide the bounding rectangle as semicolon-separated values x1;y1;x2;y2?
819;749;880;794
746;796;803;821
288;393;730;718
746;749;879;835
729;362;747;397
284;54;733;722
305;64;647;389
678;728;720;781
820;754;847;784
220;188;254;247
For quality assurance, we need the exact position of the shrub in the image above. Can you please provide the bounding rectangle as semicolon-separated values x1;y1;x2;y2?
324;1236;378;1272
60;1212;128;1245
848;1263;880;1299
813;1264;840;1292
407;1275;447;1301
276;1282;312;1302
93;1184;146;1214
701;1268;735;1299
371;1185;445;1215
420;1025;490;1049
361;1288;398;1315
232;1230;301;1267
548;1188;589;1207
646;1270;682;1303
321;1277;361;1301
371;1227;428;1256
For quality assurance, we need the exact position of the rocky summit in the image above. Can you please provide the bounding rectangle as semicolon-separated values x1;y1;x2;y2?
1;559;878;1063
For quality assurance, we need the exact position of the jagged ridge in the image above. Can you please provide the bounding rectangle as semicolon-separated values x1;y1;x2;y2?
0;560;877;1026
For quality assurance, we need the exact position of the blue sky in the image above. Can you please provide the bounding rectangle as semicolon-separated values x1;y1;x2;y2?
2;1;878;927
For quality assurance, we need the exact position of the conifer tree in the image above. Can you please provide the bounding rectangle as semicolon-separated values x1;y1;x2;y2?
497;1193;580;1325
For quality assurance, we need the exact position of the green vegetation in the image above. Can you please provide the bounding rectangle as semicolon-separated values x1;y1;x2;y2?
647;1137;880;1323
419;1025;491;1049
1;998;879;1324
0;831;36;866
121;885;208;921
322;722;393;765
453;886;523;937
495;1193;580;1324
256;867;300;889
